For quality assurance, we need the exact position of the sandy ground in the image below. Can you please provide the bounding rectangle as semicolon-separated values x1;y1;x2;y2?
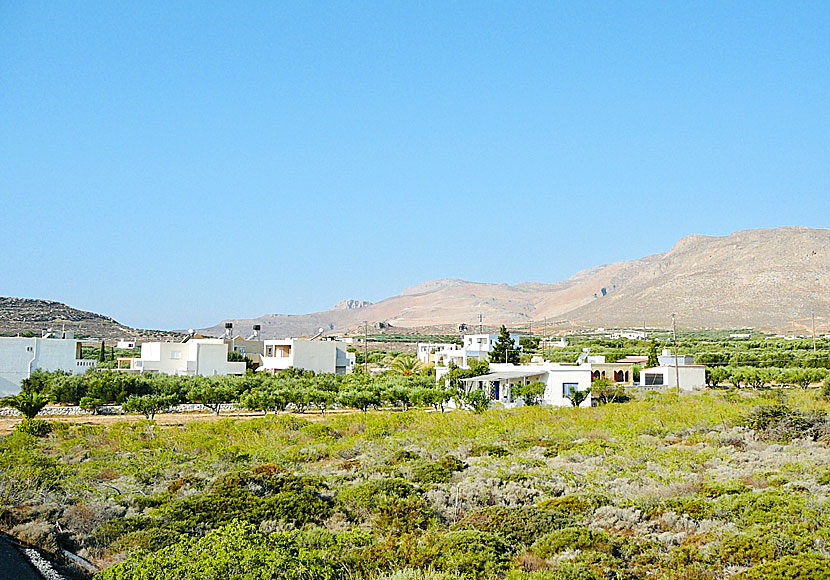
0;409;356;436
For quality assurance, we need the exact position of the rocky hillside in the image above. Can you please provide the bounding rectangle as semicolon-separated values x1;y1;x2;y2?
200;227;830;337
0;298;174;340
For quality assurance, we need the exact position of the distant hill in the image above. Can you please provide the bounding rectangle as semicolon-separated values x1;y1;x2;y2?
200;227;830;337
0;297;174;340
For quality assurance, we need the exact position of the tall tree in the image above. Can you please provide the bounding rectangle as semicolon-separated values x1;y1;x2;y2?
98;340;107;363
489;326;519;364
647;340;659;368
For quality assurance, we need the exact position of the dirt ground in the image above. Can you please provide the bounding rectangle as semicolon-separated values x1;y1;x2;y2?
0;409;355;436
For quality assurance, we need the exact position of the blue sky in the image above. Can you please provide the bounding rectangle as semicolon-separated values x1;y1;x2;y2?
1;2;828;330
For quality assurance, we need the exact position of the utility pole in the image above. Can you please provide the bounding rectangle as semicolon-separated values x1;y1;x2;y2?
672;313;680;391
812;312;817;352
544;316;548;360
364;321;368;375
479;313;483;334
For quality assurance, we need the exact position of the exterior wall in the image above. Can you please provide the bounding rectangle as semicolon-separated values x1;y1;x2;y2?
0;337;95;396
133;339;244;376
261;339;355;375
658;350;695;366
464;363;593;409
463;334;498;358
641;365;706;390
416;343;456;365
589;362;635;385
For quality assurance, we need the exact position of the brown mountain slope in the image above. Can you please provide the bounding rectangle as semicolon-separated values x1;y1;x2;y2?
0;298;176;340
565;226;830;329
203;227;830;337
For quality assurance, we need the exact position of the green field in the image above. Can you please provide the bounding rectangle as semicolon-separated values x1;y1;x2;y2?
3;388;830;579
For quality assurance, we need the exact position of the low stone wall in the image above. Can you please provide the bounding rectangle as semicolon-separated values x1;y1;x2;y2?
0;403;239;418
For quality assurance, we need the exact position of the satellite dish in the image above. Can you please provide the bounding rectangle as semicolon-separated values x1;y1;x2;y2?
318;328;325;333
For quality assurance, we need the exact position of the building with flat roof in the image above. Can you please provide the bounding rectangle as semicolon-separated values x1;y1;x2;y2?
0;334;96;396
120;339;245;377
260;339;355;375
457;362;592;409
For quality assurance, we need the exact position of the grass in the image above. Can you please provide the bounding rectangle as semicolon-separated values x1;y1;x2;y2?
2;388;830;579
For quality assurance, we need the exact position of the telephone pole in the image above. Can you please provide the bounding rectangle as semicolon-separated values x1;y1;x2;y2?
672;313;680;391
364;321;368;374
479;313;483;334
812;312;817;352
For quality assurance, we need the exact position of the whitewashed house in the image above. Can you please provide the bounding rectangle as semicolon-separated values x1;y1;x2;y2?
260;339;355;375
640;364;706;390
458;362;593;409
0;333;96;395
121;339;246;376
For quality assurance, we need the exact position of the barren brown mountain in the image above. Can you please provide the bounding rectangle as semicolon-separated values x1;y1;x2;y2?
201;226;830;337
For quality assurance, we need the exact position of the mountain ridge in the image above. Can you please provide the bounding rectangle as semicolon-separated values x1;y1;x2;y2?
200;226;830;338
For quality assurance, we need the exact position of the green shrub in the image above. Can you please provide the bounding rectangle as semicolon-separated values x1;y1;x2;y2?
96;521;349;580
160;470;331;530
736;553;830;579
700;480;749;498
531;527;611;559
718;533;778;566
816;471;830;486
437;455;466;472
743;405;828;442
15;419;52;437
337;478;432;533
412;463;452;484
469;444;510;457
432;530;511;577
663;497;713;520
454;505;571;548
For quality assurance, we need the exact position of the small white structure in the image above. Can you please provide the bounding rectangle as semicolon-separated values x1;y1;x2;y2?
458;362;592;409
260;339;355;375
608;331;647;340
122;339;245;376
462;334;499;359
0;334;96;396
657;349;695;366
541;337;569;349
116;340;136;349
640;364;706;390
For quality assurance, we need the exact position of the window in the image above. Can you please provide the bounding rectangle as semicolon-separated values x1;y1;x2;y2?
563;383;579;397
645;373;663;386
170;351;182;360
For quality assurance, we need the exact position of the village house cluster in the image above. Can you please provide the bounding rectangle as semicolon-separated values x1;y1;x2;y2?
0;326;704;408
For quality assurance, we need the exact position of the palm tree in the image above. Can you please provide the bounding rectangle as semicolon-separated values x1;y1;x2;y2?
390;354;423;376
1;390;50;420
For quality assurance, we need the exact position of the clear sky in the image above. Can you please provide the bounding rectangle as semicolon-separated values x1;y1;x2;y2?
1;2;828;330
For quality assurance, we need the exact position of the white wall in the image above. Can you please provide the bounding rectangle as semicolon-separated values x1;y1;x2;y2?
261;339;354;375
467;362;593;409
0;337;94;396
641;365;706;390
136;339;244;376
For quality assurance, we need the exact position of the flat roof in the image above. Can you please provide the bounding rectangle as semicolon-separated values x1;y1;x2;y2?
460;370;548;382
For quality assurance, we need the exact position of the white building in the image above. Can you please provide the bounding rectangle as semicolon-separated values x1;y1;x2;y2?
462;334;499;359
260;339;355;375
609;331;647;340
116;340;136;349
458;362;593;409
122;339;246;376
0;334;96;396
640;364;706;390
657;349;696;366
